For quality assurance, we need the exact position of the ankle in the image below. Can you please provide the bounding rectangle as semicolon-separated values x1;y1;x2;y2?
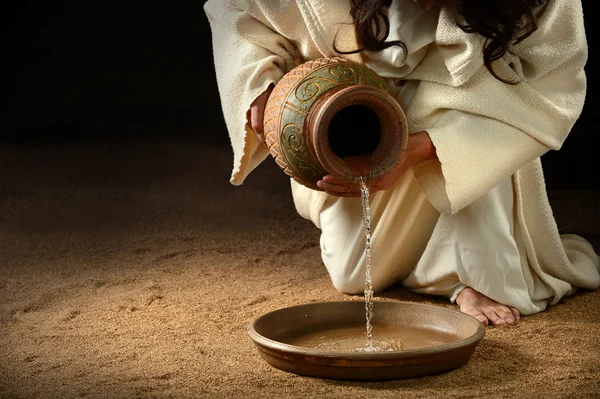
456;287;477;305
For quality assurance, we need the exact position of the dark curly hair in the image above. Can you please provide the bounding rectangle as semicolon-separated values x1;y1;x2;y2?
337;0;549;84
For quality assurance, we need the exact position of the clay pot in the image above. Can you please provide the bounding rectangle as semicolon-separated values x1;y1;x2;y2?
248;300;485;380
263;57;408;190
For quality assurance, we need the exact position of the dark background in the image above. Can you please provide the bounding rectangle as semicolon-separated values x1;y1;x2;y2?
2;1;598;190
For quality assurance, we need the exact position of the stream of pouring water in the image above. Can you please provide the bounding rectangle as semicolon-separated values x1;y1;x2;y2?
309;157;404;353
351;175;404;353
308;171;404;353
359;176;376;352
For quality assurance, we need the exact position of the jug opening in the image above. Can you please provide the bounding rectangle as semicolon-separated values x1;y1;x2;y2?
306;83;407;185
328;105;382;160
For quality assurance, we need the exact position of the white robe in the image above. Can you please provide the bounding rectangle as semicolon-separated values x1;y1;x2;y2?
204;0;600;314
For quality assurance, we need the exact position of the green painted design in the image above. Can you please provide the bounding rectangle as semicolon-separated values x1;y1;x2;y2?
281;123;322;182
293;64;361;103
327;64;356;82
365;68;390;93
280;108;326;184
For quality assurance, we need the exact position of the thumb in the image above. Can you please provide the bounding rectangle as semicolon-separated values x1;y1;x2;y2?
250;102;265;135
249;85;274;141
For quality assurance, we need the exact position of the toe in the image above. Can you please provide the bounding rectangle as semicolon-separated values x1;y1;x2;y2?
497;306;516;323
476;314;489;326
510;307;521;323
498;306;512;315
484;309;506;326
500;308;515;324
464;308;489;326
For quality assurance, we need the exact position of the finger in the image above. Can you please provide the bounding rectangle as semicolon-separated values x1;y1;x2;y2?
367;183;386;193
317;181;362;197
317;180;355;193
322;175;352;185
321;176;364;192
249;85;274;141
250;104;264;135
415;0;436;10
323;190;361;198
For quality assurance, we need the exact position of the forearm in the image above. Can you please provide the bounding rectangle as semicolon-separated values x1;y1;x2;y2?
204;0;299;185
407;131;437;167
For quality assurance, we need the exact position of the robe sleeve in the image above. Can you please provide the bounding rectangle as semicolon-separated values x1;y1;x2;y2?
204;0;301;185
407;0;588;215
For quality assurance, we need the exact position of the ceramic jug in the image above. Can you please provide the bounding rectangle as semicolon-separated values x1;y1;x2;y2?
263;57;408;190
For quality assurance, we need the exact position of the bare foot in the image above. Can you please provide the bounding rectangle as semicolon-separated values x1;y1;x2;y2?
456;287;520;326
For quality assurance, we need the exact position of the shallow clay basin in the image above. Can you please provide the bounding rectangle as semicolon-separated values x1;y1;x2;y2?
248;300;485;381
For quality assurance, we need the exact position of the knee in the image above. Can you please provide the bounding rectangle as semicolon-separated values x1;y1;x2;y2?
325;252;401;295
330;272;365;295
324;255;366;295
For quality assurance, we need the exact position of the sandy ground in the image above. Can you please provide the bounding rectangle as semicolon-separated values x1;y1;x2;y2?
1;137;599;399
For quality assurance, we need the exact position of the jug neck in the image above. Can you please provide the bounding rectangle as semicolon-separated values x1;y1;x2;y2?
305;84;408;183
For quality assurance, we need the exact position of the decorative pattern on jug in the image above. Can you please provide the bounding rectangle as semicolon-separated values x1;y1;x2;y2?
263;57;400;190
